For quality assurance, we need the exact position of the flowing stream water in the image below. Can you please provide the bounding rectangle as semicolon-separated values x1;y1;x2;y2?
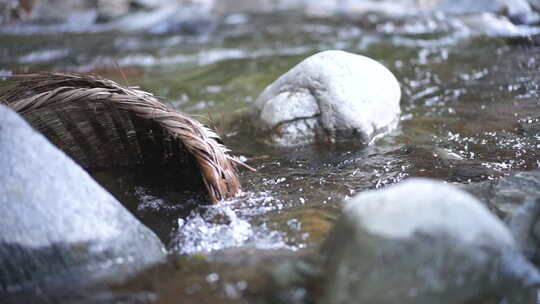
2;12;540;303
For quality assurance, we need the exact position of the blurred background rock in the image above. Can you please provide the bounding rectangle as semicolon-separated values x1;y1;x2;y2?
2;0;540;34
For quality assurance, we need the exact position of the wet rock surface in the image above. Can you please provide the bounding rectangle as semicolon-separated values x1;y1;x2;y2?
250;50;401;147
462;169;540;218
0;105;166;301
322;178;540;304
462;170;540;267
507;199;540;265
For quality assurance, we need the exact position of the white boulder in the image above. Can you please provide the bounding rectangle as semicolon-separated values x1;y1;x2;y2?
250;50;401;147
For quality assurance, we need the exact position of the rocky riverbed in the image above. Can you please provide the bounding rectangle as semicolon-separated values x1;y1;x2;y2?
2;0;540;303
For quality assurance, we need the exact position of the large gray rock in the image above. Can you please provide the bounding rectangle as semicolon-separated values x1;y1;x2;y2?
250;50;401;147
322;178;540;304
0;105;166;301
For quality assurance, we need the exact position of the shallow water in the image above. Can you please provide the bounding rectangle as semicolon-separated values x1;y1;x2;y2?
2;12;540;303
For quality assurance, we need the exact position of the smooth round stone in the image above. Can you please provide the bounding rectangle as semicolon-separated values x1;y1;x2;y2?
250;50;401;147
322;178;540;304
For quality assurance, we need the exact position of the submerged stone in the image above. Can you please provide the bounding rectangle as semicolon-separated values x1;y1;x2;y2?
250;50;401;147
322;178;540;304
0;105;166;301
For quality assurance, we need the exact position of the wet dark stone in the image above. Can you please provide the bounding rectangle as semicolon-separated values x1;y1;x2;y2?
507;199;540;265
461;169;540;218
0;105;166;302
462;170;540;268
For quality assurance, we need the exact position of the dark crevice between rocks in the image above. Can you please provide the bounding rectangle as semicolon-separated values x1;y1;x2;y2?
307;81;334;143
90;164;207;245
267;113;321;139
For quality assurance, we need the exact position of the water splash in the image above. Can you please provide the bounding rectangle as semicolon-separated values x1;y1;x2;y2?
170;202;295;254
